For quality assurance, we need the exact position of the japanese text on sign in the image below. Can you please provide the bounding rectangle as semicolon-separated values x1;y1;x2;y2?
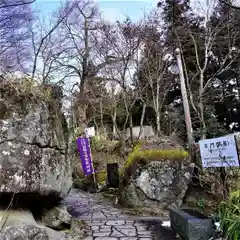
199;134;239;168
77;137;93;175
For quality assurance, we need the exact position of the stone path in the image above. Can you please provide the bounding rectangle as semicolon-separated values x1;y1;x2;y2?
62;189;177;240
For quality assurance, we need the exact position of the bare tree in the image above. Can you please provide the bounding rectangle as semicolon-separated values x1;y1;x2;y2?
139;31;171;136
30;15;70;83
0;0;34;73
30;1;79;81
98;19;144;145
0;0;36;9
219;0;240;9
53;0;123;129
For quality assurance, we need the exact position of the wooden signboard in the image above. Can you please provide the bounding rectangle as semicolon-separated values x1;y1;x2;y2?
199;134;239;168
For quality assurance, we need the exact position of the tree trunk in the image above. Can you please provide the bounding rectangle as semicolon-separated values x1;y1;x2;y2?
100;100;106;137
156;76;161;136
199;99;207;139
199;72;206;139
156;112;161;137
137;102;146;140
112;108;117;137
93;117;99;135
77;104;88;131
129;112;134;145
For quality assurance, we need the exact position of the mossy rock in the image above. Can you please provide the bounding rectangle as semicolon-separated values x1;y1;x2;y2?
120;140;189;187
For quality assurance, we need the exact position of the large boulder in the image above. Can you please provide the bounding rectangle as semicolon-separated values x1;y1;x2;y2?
0;81;72;208
118;137;194;210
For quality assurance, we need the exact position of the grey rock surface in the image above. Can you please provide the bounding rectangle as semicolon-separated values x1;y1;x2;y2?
120;160;194;209
42;203;72;230
0;209;66;240
0;93;72;205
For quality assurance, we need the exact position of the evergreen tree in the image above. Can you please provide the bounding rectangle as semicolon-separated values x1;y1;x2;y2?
210;0;240;133
158;0;191;50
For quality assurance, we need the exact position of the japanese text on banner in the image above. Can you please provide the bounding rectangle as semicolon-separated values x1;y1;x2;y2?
77;137;93;175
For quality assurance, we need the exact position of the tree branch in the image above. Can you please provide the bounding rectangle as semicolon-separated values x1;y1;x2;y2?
0;0;36;9
219;0;240;10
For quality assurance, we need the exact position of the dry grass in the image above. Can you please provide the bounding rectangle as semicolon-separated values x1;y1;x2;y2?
0;78;53;104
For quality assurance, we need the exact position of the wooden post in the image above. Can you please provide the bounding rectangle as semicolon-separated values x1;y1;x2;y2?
175;48;194;153
87;137;98;190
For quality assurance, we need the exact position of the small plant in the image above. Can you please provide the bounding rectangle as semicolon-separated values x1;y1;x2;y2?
219;191;240;240
196;197;206;212
96;170;107;185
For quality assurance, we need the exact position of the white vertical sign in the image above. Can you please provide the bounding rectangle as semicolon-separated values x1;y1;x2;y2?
84;127;95;138
199;135;239;168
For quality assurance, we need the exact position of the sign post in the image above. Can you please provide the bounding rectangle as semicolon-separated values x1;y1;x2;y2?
77;137;97;190
199;134;239;199
199;134;239;168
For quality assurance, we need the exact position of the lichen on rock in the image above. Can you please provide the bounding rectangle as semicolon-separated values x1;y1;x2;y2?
0;79;72;208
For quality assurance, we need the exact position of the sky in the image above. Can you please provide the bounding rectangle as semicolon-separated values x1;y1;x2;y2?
33;0;158;22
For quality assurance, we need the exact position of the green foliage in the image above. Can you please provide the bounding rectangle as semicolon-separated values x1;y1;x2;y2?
91;135;107;150
196;197;206;212
96;170;107;185
91;135;119;154
70;127;84;155
73;170;107;190
194;106;229;140
219;191;240;240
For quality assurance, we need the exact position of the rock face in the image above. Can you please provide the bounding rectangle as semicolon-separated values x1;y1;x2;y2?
0;209;66;240
0;82;72;208
42;204;72;230
119;138;194;210
120;161;194;209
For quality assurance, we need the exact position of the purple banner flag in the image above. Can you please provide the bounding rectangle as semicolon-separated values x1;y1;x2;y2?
77;137;94;176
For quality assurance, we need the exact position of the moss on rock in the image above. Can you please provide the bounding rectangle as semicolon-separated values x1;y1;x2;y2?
120;143;189;187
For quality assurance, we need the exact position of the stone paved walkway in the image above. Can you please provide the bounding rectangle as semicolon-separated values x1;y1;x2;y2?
62;189;177;240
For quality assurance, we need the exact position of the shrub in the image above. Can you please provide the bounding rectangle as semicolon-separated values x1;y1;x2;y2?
219;191;240;240
0;78;55;105
91;135;119;154
96;170;107;185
